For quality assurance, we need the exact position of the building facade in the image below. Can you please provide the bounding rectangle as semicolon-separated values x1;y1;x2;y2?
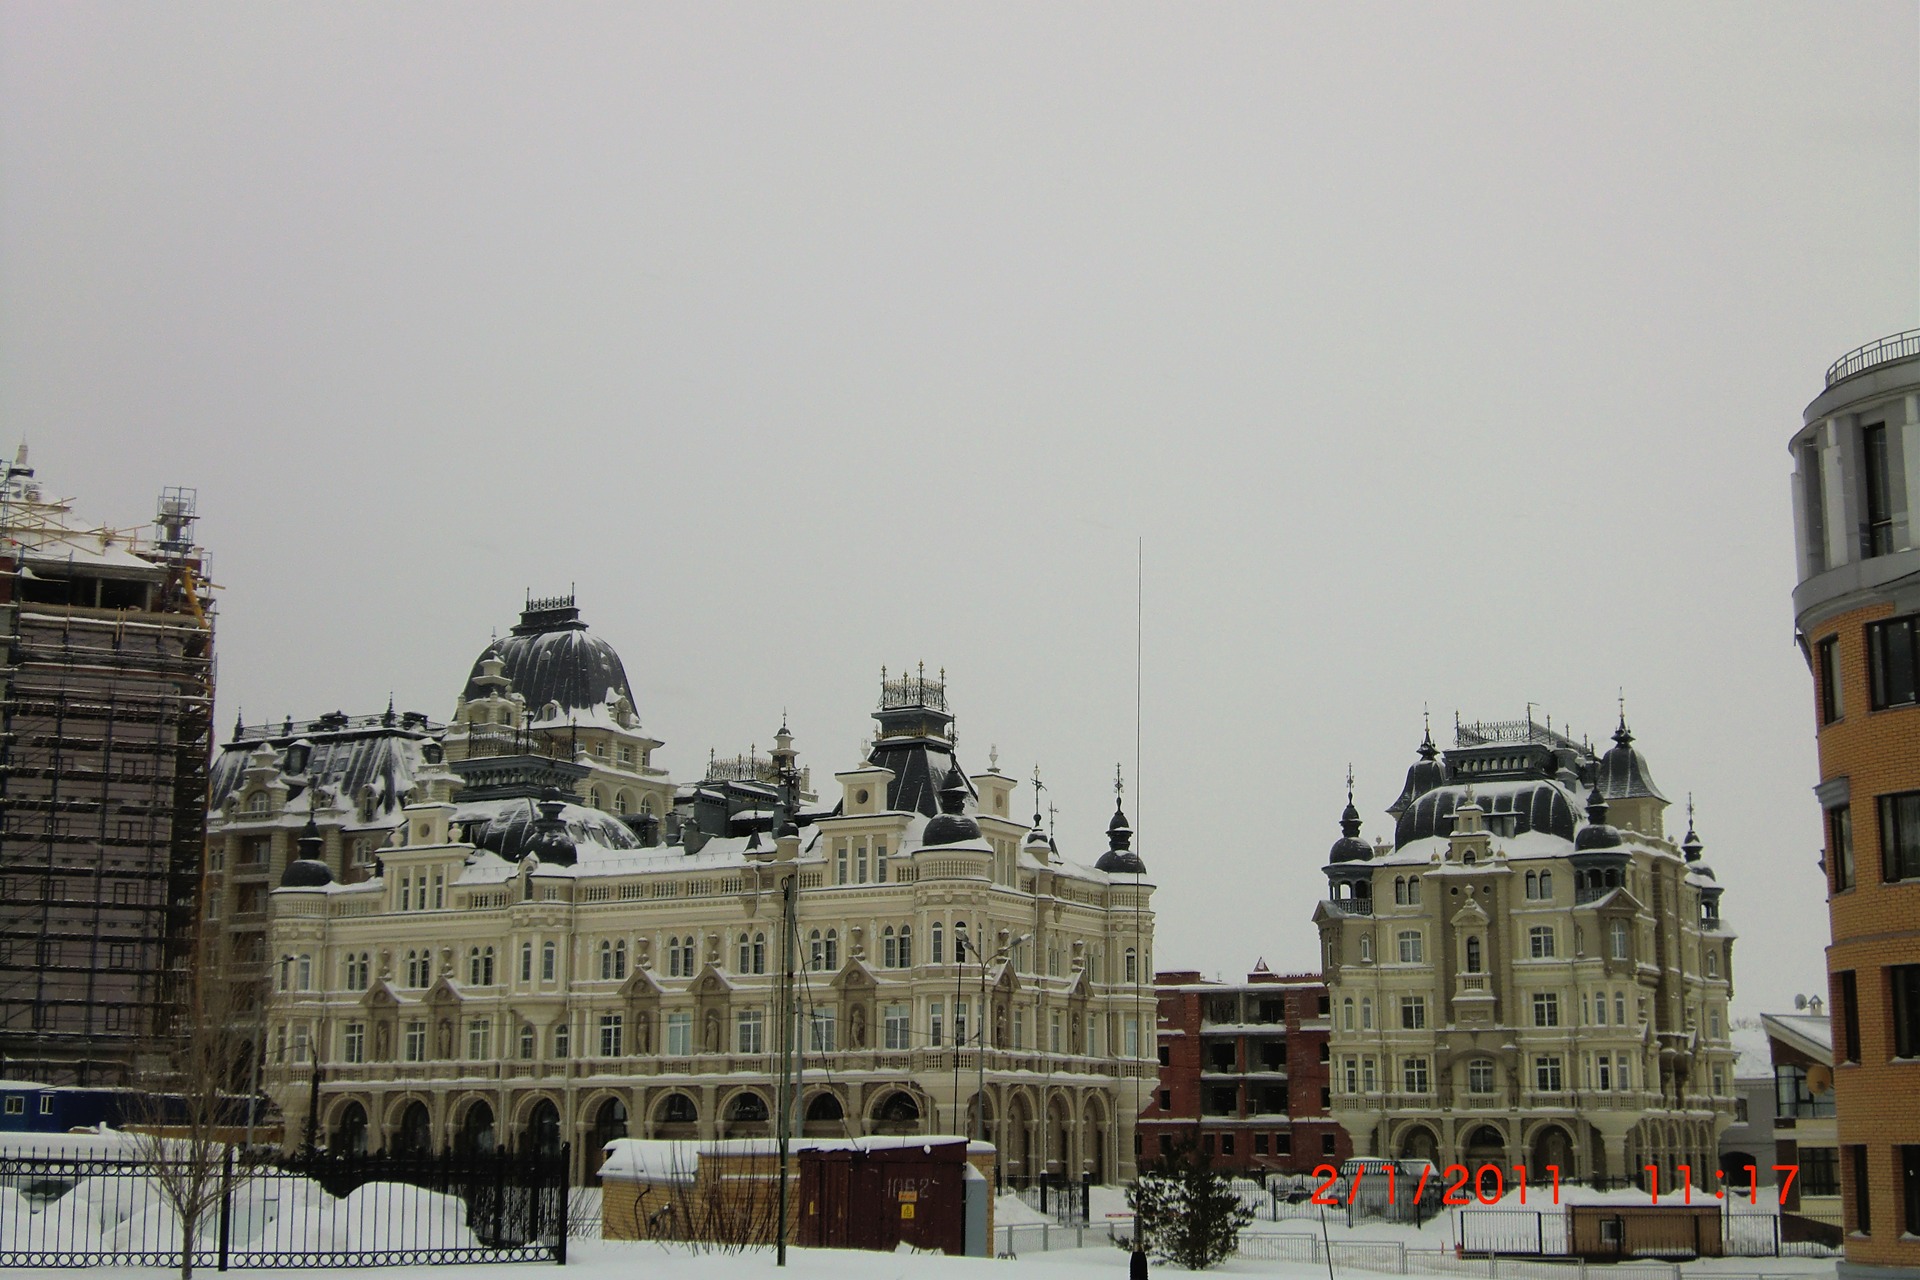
0;451;215;1084
1138;964;1349;1176
1314;717;1738;1186
1762;1008;1839;1224
1789;329;1920;1278
256;609;1157;1183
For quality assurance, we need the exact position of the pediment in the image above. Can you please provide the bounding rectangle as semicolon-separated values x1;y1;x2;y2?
992;963;1020;993
361;980;402;1010
1062;968;1090;1002
425;976;465;1007
621;968;665;1001
831;959;879;991
694;965;737;995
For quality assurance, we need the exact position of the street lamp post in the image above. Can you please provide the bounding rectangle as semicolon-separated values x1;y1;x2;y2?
957;931;1030;1145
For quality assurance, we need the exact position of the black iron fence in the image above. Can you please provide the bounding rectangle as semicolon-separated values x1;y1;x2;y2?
0;1144;568;1269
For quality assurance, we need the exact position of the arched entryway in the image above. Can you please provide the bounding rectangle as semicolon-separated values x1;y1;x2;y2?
331;1101;368;1156
723;1091;771;1137
1398;1124;1439;1162
523;1098;562;1158
587;1098;627;1181
803;1091;845;1138
455;1100;497;1155
1531;1124;1574;1179
1005;1091;1036;1184
1463;1124;1507;1170
394;1100;433;1157
1080;1094;1110;1183
871;1090;921;1136
964;1091;996;1149
652;1091;699;1139
1043;1094;1074;1178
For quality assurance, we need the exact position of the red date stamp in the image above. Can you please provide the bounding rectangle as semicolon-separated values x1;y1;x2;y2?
1308;1163;1803;1206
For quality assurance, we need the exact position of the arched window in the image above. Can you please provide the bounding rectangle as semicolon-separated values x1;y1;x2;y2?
1538;871;1553;899
542;941;557;980
808;930;824;971
882;926;898;969
586;787;602;809
1342;997;1354;1031
897;925;912;967
679;937;696;975
1706;949;1719;979
751;932;766;975
1358;934;1373;963
738;934;753;973
1466;936;1482;973
1407;876;1422;904
1124;948;1139;984
931;923;944;964
1608;919;1630;961
615;792;629;814
824;929;838;971
246;791;268;815
1525;871;1538;899
1360;997;1373;1030
1394;877;1407;905
614;940;627;979
599;940;614;980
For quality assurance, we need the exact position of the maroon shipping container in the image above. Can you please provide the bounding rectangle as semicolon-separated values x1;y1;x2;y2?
798;1139;968;1255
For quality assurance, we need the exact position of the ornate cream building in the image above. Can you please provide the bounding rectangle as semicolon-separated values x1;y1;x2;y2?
238;598;1157;1182
1314;714;1738;1188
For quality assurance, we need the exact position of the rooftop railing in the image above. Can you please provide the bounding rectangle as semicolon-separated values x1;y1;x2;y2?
1826;328;1920;388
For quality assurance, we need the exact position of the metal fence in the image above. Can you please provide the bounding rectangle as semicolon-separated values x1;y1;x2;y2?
0;1144;569;1269
1458;1208;1844;1261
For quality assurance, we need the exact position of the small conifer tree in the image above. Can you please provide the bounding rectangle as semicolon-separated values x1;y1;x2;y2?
1126;1138;1254;1269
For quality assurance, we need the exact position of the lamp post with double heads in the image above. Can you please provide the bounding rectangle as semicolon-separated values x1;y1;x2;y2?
955;930;1031;1144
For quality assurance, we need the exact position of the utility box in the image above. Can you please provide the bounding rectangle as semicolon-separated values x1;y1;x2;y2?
799;1138;990;1255
1567;1205;1724;1258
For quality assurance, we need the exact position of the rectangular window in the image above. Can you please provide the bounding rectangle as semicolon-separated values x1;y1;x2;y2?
1597;1055;1612;1090
1903;1145;1920;1238
1124;1014;1140;1058
1616;1054;1631;1090
735;1008;764;1054
1533;992;1560;1028
1833;806;1856;893
1402;1057;1429;1094
1343;1057;1358;1093
884;1003;911;1051
809;1007;837;1054
929;1001;943;1049
1880;792;1920;882
1819;636;1844;724
1863;423;1895;557
1891;964;1920;1059
1802;441;1829;573
1050;1011;1063;1054
1397;930;1423;964
343;1023;366;1064
1868;616;1919;710
404;1020;426;1063
1013;1009;1025;1050
2;1097;20;1116
1255;1133;1269;1155
554;1024;570;1058
599;1014;623;1058
519;1025;536;1059
1535;1055;1564;1092
1839;970;1861;1063
468;1019;490;1060
520;943;533;983
1400;996;1426;1030
542;942;557;981
1529;926;1556;959
666;1011;691;1057
1803;1147;1840;1197
1362;1057;1376;1093
1850;1145;1872;1235
1468;1059;1494;1094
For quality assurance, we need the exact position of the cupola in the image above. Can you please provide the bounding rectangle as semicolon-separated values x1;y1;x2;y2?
1573;788;1624;851
1329;767;1372;863
922;767;983;847
1387;719;1448;818
1095;769;1146;874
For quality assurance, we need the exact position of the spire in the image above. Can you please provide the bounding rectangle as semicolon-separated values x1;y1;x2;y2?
297;814;324;862
233;708;245;740
383;694;396;727
1341;763;1362;837
1682;793;1704;862
1615;689;1632;747
1419;706;1437;760
1096;764;1145;874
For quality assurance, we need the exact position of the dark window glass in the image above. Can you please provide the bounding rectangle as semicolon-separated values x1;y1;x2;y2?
1322;1132;1336;1155
1879;793;1920;883
1868;617;1919;710
1819;637;1843;723
1891;965;1920;1060
1221;1134;1235;1156
1903;1145;1920;1237
1803;442;1829;573
1254;1133;1269;1155
1832;806;1856;893
1851;1145;1871;1235
1275;1132;1291;1154
1804;1148;1840;1197
1840;970;1861;1064
1863;424;1895;557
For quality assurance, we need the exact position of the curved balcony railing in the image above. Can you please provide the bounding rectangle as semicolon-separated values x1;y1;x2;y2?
1826;328;1920;388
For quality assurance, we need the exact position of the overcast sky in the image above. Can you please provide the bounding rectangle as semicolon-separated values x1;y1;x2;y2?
2;3;1915;1020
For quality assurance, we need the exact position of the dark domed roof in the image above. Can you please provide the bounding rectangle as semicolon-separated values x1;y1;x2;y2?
1329;785;1371;863
1394;780;1578;849
1096;802;1146;874
922;767;983;847
281;858;335;889
1573;789;1624;851
1388;729;1448;818
453;791;639;865
1596;719;1666;803
462;597;635;718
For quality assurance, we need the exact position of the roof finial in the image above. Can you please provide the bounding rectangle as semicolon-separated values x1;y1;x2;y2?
1031;763;1046;829
1345;761;1354;802
1115;762;1125;803
989;743;999;772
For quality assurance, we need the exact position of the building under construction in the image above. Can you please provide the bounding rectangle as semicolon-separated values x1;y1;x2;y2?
0;448;215;1084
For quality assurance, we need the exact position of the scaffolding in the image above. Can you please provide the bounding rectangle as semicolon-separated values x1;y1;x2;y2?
0;450;216;1084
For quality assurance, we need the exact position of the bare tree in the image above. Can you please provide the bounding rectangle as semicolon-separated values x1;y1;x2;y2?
125;955;260;1280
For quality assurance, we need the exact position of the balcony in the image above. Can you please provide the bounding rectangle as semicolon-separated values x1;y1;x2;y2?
1826;328;1920;387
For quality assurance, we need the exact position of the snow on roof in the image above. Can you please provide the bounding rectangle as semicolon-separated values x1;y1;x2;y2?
1763;1011;1833;1059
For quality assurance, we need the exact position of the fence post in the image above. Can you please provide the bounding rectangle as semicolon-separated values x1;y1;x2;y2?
555;1143;570;1266
1398;1241;1407;1273
1538;1212;1544;1257
216;1146;234;1273
1773;1215;1780;1258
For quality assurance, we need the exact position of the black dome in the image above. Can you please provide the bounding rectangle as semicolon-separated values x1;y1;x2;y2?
1394;781;1578;849
1096;803;1146;874
454;793;639;865
1574;789;1624;851
1330;790;1371;863
281;858;334;889
1596;720;1666;803
923;768;982;847
1388;730;1448;817
462;597;635;718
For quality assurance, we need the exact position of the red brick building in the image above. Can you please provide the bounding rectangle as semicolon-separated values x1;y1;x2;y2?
1137;963;1351;1176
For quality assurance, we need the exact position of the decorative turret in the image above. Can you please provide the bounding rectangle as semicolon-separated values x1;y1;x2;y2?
1574;788;1623;851
281;815;334;888
523;790;579;865
1595;704;1669;836
922;767;983;847
1329;766;1372;863
1387;715;1448;818
1096;766;1146;874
